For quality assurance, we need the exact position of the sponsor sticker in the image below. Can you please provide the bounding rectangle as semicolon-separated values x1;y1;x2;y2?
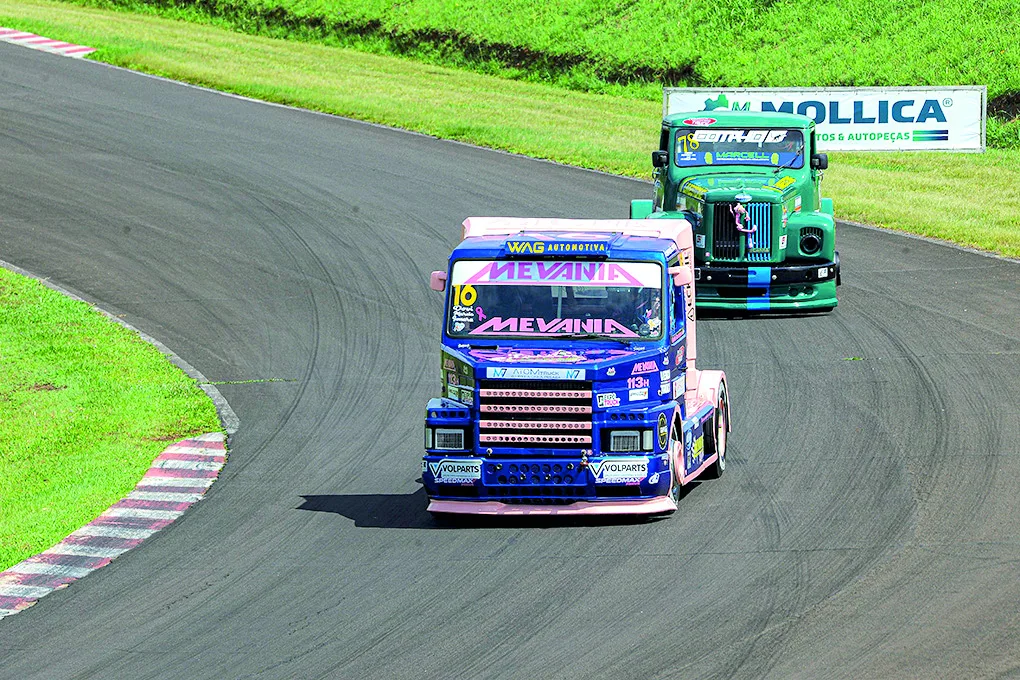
657;413;669;450
780;234;788;249
695;234;706;248
818;267;829;279
687;434;705;470
429;458;482;483
629;387;648;402
597;392;621;408
682;117;717;126
590;457;649;484
486;367;585;380
660;369;671;382
631;360;658;375
672;377;685;399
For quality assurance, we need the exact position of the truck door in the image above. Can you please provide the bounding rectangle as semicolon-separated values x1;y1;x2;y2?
668;255;688;399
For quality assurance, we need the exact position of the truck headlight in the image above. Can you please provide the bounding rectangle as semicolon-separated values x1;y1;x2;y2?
641;430;654;451
610;430;641;452
435;428;466;451
425;427;434;449
800;229;823;255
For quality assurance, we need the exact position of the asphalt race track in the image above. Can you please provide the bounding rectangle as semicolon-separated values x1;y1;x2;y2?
2;43;1020;680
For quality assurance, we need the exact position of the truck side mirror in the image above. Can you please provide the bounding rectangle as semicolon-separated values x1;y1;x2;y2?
429;271;447;291
652;150;669;168
811;153;828;170
668;265;692;287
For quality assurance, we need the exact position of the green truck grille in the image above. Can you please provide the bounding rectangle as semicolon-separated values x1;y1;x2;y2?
711;202;773;262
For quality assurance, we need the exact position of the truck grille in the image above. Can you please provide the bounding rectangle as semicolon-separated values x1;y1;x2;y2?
478;380;592;449
712;202;773;262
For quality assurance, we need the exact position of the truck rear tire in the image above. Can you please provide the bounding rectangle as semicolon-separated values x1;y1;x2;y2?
668;444;681;506
702;386;729;479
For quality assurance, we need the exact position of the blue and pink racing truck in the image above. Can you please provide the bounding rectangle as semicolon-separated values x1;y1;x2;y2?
422;218;731;517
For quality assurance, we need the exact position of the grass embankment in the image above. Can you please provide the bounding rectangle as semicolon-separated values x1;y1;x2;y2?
2;0;1019;256
60;0;1020;147
0;269;221;570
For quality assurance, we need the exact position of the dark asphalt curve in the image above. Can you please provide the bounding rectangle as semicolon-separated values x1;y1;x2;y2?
2;43;1020;680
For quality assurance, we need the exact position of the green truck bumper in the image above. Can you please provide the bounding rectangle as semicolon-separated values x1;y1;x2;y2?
694;259;839;312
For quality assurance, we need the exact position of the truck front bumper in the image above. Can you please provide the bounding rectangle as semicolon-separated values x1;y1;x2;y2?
422;453;675;515
694;258;839;312
428;497;677;516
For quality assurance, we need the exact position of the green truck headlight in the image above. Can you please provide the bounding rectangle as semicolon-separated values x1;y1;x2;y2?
800;230;822;255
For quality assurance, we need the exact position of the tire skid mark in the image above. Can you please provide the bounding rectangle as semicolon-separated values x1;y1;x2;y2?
856;303;997;543
217;188;334;478
687;306;925;678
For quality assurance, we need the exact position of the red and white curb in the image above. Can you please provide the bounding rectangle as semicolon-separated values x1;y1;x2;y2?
0;432;226;620
0;28;95;58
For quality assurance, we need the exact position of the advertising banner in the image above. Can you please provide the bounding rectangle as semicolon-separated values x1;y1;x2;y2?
663;87;986;152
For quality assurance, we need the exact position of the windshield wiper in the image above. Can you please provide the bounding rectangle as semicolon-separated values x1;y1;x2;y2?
550;332;632;344
773;141;806;174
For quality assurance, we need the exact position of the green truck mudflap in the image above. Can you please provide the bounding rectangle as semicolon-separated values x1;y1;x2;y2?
695;259;839;312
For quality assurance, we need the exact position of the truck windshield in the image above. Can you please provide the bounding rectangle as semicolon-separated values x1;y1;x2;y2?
447;259;664;341
674;127;804;169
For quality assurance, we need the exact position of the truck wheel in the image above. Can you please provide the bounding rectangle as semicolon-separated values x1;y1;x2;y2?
663;418;682;510
703;386;729;479
669;444;681;506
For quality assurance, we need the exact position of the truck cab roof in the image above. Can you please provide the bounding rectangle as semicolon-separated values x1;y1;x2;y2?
450;231;678;262
664;109;815;129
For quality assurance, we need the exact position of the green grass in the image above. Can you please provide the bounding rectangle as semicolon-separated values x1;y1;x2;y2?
54;0;1020;139
1;0;1018;256
0;269;221;570
77;0;1020;100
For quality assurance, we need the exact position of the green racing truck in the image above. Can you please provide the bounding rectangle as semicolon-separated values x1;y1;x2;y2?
631;109;840;312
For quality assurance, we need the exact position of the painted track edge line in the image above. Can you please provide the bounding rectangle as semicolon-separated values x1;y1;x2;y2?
0;257;239;434
0;433;226;621
0;27;95;58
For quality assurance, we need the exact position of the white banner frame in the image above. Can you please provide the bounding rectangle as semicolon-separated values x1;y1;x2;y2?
663;87;986;152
